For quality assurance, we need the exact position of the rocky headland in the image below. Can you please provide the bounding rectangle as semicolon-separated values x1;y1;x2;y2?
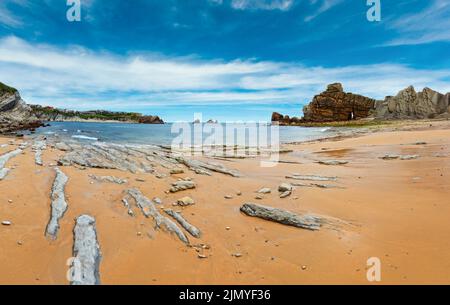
31;105;164;125
272;83;450;125
0;82;43;134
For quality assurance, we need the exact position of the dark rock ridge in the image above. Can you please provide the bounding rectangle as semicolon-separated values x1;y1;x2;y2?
0;82;43;134
272;83;450;124
31;105;164;124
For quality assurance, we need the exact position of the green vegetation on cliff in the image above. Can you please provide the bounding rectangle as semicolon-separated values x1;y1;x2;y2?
30;105;164;124
0;82;18;95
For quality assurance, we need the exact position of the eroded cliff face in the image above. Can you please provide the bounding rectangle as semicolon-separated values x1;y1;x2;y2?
0;88;42;134
302;83;377;123
374;86;450;120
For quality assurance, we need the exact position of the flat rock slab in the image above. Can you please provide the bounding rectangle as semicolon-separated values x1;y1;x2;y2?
126;188;189;244
71;215;101;285
240;203;322;231
164;209;201;238
0;149;22;180
46;167;69;239
170;180;196;193
89;174;127;184
286;174;338;182
318;160;349;166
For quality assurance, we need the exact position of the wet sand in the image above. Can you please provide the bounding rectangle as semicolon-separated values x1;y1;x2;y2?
1;122;450;285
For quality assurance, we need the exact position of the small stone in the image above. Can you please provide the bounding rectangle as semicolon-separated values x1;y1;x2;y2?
170;168;184;175
177;196;195;206
224;195;233;199
257;188;271;194
233;253;243;258
153;197;162;204
255;195;263;200
17;241;23;246
301;265;307;270
8;199;13;203
278;183;293;192
135;178;146;182
280;190;292;198
137;232;142;236
2;221;12;226
226;226;231;231
236;191;242;196
198;254;208;259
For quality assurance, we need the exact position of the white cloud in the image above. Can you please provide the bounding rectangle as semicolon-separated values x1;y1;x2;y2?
304;0;343;22
0;36;449;112
0;1;23;28
386;0;450;45
230;0;294;11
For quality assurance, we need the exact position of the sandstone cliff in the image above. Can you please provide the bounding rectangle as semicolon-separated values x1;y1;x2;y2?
0;82;42;134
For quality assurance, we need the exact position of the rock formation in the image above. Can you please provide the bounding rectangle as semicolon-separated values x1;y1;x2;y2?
71;215;102;285
0;82;42;134
302;83;377;122
374;86;450;119
240;203;322;231
271;83;450;123
46;167;69;239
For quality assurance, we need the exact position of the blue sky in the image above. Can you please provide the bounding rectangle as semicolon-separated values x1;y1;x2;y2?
0;0;449;121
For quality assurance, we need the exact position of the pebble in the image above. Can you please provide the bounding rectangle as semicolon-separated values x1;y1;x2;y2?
153;197;162;204
197;254;208;259
226;226;231;230
278;183;293;192
233;253;243;258
258;188;271;194
2;221;12;226
255;195;263;200
8;199;13;203
236;191;242;196
301;265;307;270
177;196;195;206
224;195;233;199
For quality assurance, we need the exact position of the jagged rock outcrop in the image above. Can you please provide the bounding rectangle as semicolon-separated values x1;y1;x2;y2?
302;83;377;122
0;82;43;134
374;86;450;119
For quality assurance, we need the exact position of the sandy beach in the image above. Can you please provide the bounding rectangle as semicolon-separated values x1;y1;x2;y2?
1;120;450;285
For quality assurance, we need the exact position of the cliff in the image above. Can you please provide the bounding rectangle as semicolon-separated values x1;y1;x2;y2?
0;82;43;134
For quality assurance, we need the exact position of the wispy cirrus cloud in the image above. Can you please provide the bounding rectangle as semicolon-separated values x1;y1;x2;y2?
304;0;343;22
0;1;24;28
0;36;449;114
385;0;450;46
209;0;294;11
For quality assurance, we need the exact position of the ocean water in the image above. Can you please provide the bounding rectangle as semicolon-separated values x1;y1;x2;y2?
34;121;336;146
